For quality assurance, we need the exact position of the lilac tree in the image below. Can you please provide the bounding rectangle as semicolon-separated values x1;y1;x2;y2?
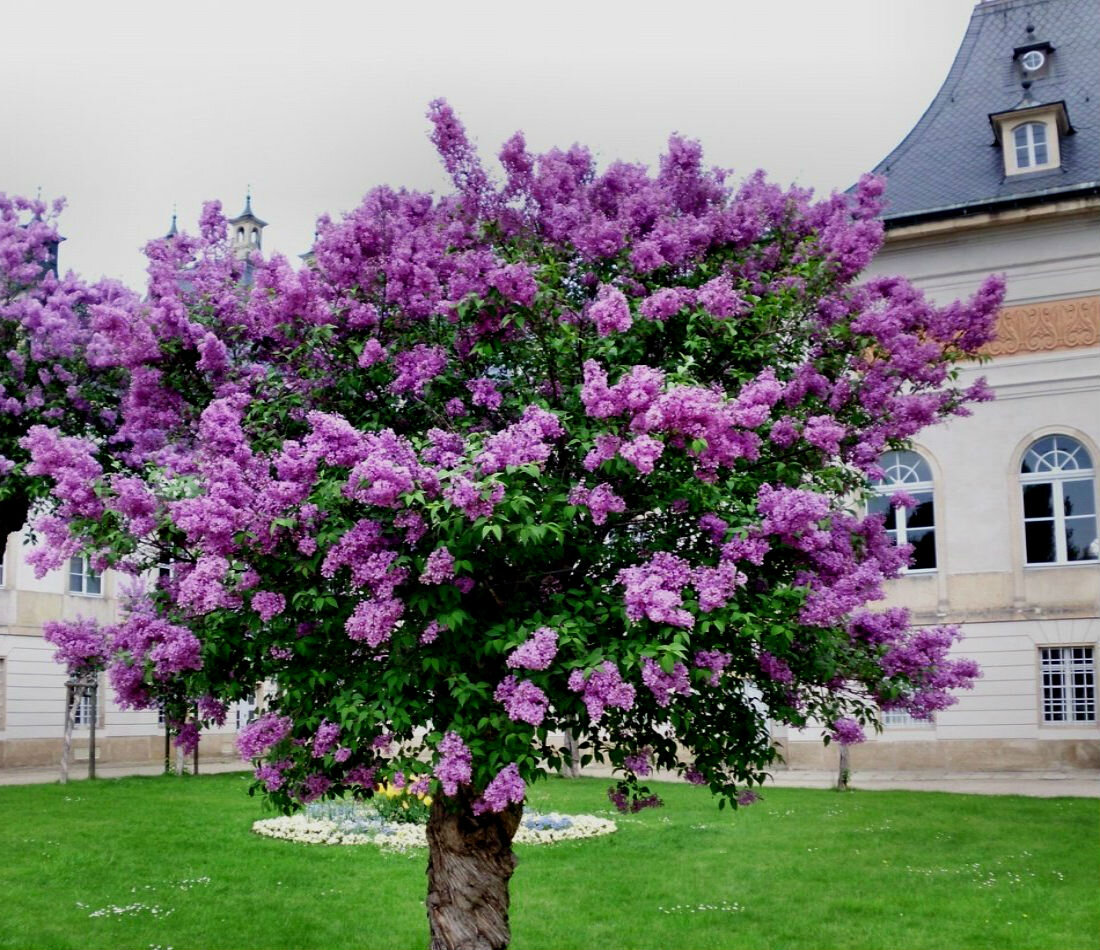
9;102;1002;949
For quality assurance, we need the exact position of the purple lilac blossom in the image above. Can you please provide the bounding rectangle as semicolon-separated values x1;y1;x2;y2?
312;720;341;757
640;658;691;707
472;763;525;815
506;627;558;671
435;731;472;795
494;675;549;726
567;662;636;722
420;546;456;585
830;718;866;745
237;713;294;760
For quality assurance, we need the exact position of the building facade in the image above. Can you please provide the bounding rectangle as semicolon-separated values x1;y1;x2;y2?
783;0;1099;771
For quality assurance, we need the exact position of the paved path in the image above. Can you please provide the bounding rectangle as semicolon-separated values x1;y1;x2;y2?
763;767;1100;798
0;759;248;786
2;759;1097;797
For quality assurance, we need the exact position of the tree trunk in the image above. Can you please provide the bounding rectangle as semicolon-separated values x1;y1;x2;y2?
836;744;851;791
425;788;523;950
563;729;581;778
60;683;77;785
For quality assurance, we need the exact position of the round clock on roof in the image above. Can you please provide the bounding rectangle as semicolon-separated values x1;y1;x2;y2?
1021;49;1045;71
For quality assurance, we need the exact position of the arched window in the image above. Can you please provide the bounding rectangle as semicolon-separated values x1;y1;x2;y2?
251;227;260;245
870;451;936;571
1021;435;1099;564
236;226;246;243
1013;122;1048;169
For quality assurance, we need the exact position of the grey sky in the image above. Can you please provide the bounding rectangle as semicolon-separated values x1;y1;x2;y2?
2;0;974;290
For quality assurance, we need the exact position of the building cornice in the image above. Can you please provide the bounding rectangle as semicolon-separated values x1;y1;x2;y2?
882;193;1100;243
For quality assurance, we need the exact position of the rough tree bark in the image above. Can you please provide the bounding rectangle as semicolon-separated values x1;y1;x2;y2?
563;729;581;779
59;682;77;785
425;788;523;950
836;744;851;791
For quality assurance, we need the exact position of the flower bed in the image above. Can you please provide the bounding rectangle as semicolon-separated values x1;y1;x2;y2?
252;802;616;851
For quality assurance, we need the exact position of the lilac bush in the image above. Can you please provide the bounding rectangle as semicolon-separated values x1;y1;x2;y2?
3;101;1002;948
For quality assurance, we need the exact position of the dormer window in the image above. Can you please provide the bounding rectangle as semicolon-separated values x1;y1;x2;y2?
989;100;1072;177
1013;122;1048;168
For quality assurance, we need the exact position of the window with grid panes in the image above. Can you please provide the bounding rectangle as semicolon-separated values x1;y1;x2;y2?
1013;121;1049;168
68;556;102;595
1040;647;1095;723
881;708;934;728
71;685;96;727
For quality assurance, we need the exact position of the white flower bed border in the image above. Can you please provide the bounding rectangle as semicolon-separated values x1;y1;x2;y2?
252;811;616;851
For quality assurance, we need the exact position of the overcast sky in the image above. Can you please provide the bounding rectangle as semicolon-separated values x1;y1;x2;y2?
2;0;976;289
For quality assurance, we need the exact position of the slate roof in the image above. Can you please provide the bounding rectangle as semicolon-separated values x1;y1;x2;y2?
228;193;268;228
871;0;1100;226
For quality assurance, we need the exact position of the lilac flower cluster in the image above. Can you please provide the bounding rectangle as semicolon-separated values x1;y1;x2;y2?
830;718;866;746
312;720;341;758
345;597;405;648
568;482;626;526
568;662;636;722
506;627;558;670
472;763;525;815
694;650;732;686
237;713;293;760
623;748;652;777
494;675;548;726
419;547;456;585
589;284;632;337
758;651;794;684
435;731;472;795
43;618;108;675
617;553;694;629
607;785;663;814
252;591;286;623
476;405;564;473
640;658;691;707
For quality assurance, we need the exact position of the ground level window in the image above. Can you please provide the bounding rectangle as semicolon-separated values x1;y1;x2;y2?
71;686;96;727
236;693;258;730
881;708;934;728
1040;647;1095;723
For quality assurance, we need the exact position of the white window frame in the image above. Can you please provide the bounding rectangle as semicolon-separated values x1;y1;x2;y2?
1020;435;1099;565
236;693;258;731
1039;646;1096;724
68;556;103;596
870;450;937;573
71;685;96;728
881;708;935;729
1013;121;1049;169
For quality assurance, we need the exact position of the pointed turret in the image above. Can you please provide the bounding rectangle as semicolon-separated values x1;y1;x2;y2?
227;189;268;260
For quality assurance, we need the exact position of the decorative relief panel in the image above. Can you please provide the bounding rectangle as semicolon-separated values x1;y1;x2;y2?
984;295;1100;357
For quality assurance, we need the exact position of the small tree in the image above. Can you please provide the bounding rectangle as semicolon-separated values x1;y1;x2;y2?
42;618;108;782
11;103;1002;949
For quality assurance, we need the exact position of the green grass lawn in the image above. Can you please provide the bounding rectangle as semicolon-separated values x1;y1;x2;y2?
1;772;1096;950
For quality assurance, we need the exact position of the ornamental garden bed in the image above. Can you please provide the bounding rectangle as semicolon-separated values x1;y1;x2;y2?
253;798;616;850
